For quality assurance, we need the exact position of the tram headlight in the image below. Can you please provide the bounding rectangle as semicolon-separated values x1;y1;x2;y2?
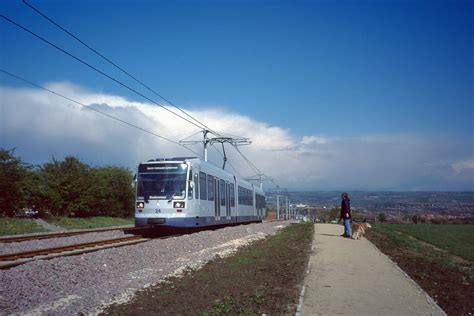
173;201;185;208
136;202;145;208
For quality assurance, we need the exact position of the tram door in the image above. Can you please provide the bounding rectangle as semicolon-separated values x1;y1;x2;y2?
219;179;226;217
214;178;219;218
226;183;231;217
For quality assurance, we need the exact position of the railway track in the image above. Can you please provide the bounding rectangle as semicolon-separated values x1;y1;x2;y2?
0;226;142;243
0;235;149;269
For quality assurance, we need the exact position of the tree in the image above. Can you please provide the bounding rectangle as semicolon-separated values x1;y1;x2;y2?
412;214;426;224
22;165;46;217
0;148;28;216
1;152;135;218
37;157;135;218
329;207;340;222
377;212;387;222
90;166;134;217
39;156;94;217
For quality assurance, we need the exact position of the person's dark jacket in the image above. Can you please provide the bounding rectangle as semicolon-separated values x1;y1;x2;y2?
340;198;351;219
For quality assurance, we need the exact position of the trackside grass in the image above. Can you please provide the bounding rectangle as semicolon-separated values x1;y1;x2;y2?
47;216;134;230
0;218;48;236
104;222;314;315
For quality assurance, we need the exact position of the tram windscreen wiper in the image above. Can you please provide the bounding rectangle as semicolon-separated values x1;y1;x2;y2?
144;193;149;203
168;192;176;203
138;179;149;203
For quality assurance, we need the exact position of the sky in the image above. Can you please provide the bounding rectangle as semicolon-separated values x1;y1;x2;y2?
1;0;473;191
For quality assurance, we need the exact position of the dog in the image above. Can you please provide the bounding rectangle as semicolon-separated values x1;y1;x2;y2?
351;222;372;240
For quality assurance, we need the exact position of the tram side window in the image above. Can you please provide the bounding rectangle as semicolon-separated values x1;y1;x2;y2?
208;175;214;201
188;168;193;200
199;172;207;200
256;194;265;209
238;186;243;205
220;180;225;206
194;173;199;199
238;186;253;206
230;183;235;207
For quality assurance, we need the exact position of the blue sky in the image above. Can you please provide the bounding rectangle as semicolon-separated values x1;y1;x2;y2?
1;0;473;191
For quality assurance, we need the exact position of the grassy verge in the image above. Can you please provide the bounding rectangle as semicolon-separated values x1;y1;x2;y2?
104;222;314;315
371;224;474;274
0;218;48;236
373;224;473;261
47;216;134;230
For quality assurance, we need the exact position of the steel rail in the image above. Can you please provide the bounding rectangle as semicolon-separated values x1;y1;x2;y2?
0;235;146;262
0;226;141;243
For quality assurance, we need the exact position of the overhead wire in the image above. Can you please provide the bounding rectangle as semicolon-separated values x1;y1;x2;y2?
0;14;207;131
0;69;203;158
231;145;284;190
180;130;205;142
232;145;262;175
216;131;251;140
21;0;221;136
211;145;243;178
2;9;271;185
271;179;281;189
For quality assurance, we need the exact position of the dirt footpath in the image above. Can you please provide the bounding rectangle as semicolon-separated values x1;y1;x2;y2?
300;224;445;316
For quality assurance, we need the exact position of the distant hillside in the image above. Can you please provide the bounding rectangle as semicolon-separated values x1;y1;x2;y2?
276;191;474;207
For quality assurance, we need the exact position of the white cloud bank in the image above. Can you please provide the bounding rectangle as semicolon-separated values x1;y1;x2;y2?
452;159;474;174
1;82;473;191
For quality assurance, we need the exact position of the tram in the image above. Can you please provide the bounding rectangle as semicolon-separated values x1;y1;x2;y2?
134;157;265;229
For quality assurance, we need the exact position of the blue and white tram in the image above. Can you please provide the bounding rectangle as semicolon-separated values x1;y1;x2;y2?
134;157;265;229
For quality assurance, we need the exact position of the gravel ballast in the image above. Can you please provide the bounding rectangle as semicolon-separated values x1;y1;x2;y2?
0;221;291;315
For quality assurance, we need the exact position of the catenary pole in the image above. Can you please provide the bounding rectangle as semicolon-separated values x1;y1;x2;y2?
276;194;280;220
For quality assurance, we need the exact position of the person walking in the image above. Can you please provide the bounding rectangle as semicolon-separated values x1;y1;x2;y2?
339;192;352;238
